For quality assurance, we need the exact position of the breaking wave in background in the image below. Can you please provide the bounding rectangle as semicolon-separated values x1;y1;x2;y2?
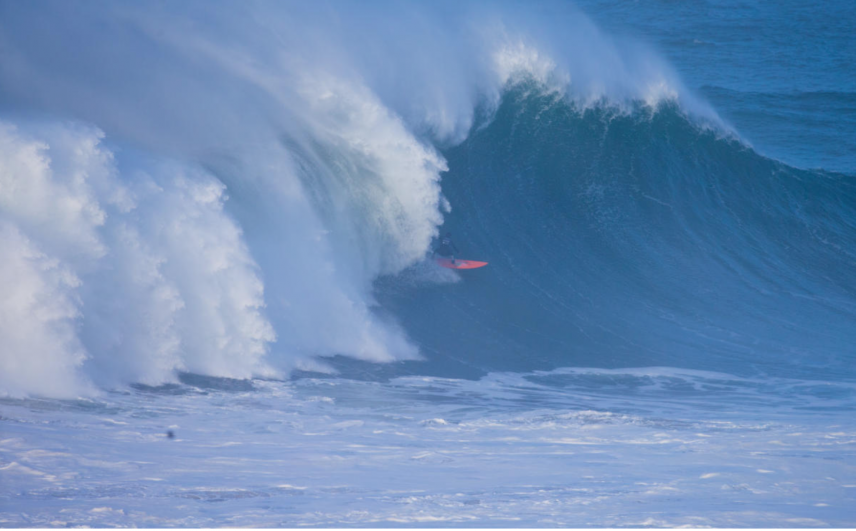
0;0;854;399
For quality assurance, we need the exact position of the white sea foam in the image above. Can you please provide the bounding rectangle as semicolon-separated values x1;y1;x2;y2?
0;122;276;395
0;369;853;526
0;223;91;397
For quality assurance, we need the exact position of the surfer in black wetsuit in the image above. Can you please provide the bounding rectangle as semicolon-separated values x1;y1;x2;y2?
434;232;460;263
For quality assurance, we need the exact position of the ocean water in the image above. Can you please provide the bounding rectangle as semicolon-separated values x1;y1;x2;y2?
1;0;855;527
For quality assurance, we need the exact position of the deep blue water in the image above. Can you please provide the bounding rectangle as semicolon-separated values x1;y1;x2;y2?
575;0;856;174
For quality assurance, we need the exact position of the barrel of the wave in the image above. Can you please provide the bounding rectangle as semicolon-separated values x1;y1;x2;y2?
434;257;488;270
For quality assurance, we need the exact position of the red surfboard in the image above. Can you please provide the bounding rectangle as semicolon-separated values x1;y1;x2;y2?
435;257;488;270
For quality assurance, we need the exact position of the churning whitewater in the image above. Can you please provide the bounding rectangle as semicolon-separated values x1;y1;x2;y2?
1;0;855;527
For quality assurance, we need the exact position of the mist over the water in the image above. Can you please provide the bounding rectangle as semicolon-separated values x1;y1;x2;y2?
0;0;853;398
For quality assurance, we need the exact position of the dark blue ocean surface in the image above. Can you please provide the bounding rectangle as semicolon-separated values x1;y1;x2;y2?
575;0;856;174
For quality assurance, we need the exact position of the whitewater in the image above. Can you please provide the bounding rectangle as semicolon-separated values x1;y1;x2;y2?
1;0;855;527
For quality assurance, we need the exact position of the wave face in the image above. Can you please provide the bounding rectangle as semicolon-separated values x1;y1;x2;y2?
376;86;856;382
0;1;854;396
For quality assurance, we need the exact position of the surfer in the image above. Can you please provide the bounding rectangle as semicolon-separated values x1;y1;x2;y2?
434;232;460;264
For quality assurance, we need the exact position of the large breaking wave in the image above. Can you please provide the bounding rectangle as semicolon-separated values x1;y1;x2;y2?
0;1;853;397
377;87;856;383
